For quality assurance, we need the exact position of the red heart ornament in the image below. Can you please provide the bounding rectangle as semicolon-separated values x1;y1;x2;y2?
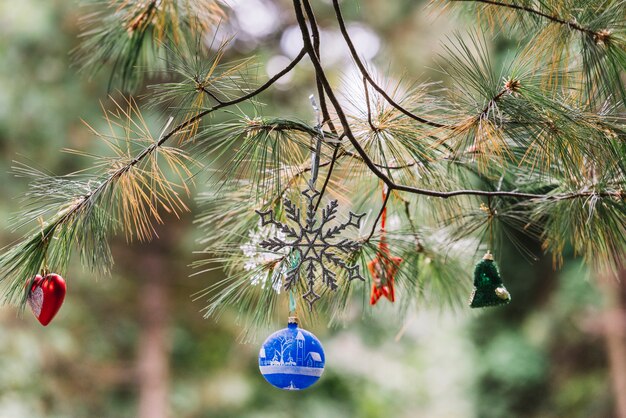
28;273;66;326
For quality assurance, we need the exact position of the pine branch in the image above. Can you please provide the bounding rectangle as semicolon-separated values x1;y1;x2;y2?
448;0;626;106
295;0;626;203
190;0;625;328
331;0;450;129
301;0;345;214
55;55;307;237
453;0;604;38
74;0;227;91
0;49;306;306
4;0;625;321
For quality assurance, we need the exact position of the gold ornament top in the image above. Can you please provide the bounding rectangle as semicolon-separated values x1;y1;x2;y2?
483;251;494;261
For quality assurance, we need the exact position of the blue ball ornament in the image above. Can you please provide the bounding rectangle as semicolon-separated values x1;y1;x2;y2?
259;319;325;390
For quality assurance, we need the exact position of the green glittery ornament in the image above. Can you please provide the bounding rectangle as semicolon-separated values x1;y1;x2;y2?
469;251;511;308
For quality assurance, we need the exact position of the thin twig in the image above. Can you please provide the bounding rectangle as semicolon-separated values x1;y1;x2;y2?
302;0;330;129
245;118;336;138
366;188;390;241
314;145;340;211
197;85;224;105
49;48;307;237
302;0;342;209
477;86;509;120
399;195;424;252
294;0;625;202
363;75;379;132
454;0;602;38
331;0;449;129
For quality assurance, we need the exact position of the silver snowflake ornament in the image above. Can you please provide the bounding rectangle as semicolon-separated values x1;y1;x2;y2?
256;187;365;310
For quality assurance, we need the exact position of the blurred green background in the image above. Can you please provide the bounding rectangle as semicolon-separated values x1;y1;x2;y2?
0;0;622;417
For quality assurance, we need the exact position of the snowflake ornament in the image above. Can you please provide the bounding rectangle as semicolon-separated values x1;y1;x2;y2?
240;221;288;293
256;187;365;309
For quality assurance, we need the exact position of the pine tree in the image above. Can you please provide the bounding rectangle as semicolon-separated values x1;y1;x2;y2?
1;0;624;345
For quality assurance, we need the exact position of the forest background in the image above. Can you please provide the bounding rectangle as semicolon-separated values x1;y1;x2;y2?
0;0;622;417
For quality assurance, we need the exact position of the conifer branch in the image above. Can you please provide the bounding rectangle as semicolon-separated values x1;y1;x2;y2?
57;48;307;230
4;0;625;315
363;76;379;133
315;145;341;211
0;48;306;305
454;0;606;39
186;0;625;327
331;0;449;129
194;78;225;105
302;0;343;210
476;78;520;121
296;0;625;203
302;0;333;132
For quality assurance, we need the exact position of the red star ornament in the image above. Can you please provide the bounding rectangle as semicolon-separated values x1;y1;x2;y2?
368;251;403;305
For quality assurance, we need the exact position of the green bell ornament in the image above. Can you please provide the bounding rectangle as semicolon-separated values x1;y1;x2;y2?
469;251;511;308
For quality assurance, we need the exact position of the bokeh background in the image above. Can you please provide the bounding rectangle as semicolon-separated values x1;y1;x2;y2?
0;0;623;417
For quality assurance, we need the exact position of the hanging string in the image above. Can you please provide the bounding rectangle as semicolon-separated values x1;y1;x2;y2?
380;184;389;254
287;94;324;321
38;216;49;276
289;289;297;315
308;94;323;189
487;195;494;251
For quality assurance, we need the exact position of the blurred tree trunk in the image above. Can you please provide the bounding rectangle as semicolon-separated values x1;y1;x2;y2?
136;253;171;418
598;268;626;418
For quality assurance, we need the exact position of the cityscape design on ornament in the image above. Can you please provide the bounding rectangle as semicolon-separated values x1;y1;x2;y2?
259;322;325;390
256;186;364;309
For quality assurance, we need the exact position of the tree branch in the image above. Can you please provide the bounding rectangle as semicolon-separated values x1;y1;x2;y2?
302;0;342;210
366;188;390;241
294;0;625;202
194;83;224;105
46;48;307;239
454;0;603;38
331;0;449;129
363;76;379;133
314;145;341;210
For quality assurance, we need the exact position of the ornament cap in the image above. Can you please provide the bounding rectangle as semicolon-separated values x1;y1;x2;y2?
288;316;298;326
483;250;494;261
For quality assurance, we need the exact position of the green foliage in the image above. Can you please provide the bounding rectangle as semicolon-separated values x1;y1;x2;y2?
0;97;194;307
0;0;623;416
195;115;326;201
534;191;626;272
74;0;226;91
0;0;625;332
449;0;626;106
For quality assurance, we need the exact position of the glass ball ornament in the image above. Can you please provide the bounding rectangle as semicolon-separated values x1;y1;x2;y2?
258;318;325;390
